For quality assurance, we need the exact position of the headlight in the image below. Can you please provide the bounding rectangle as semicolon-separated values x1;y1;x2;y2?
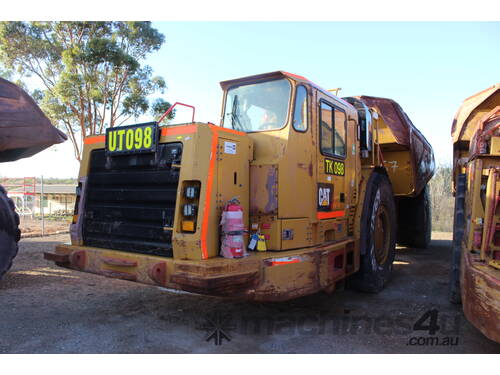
183;204;197;217
185;186;199;199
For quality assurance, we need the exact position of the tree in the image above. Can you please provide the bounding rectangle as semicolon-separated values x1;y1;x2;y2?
428;163;454;232
0;66;11;79
0;22;174;160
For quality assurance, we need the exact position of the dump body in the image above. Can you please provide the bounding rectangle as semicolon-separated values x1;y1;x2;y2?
450;83;500;343
0;78;67;162
356;96;434;197
46;71;434;301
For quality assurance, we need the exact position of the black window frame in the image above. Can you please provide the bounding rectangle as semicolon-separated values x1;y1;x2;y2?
292;84;309;133
319;99;347;159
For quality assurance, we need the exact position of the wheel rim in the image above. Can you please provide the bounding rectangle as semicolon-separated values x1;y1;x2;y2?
373;204;390;265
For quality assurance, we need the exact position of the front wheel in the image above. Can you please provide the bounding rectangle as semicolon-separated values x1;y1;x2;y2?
0;185;20;281
352;171;397;293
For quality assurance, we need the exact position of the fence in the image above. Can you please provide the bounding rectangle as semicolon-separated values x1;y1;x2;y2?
1;176;74;237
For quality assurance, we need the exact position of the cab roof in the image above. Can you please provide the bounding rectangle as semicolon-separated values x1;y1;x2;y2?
219;71;309;90
219;70;352;108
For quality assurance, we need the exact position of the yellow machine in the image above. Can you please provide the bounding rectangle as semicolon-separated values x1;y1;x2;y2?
45;71;434;301
450;83;500;343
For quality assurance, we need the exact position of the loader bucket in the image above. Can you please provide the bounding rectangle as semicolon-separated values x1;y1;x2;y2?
0;77;67;162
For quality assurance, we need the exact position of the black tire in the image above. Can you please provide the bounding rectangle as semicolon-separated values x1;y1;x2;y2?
0;184;20;281
396;186;432;249
352;171;397;293
449;173;466;304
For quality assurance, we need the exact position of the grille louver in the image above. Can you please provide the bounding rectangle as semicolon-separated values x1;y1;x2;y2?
82;143;182;257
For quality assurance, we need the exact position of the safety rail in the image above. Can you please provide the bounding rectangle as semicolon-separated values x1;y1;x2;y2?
157;102;196;124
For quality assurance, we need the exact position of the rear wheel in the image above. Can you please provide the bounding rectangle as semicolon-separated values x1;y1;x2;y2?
397;186;432;249
0;185;20;281
352;171;397;293
449;173;466;304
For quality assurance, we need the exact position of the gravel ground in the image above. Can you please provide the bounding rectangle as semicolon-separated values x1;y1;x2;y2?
0;232;499;354
19;217;70;237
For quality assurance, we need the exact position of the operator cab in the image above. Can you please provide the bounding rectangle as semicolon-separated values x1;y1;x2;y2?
219;71;359;250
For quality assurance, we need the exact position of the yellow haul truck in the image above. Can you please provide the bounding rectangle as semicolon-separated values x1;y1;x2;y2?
449;83;500;343
45;71;435;301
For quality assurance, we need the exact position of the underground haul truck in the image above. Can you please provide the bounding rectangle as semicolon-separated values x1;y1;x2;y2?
45;71;435;301
450;83;500;343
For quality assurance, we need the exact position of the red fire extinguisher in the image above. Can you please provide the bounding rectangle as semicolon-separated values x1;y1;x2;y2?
220;198;247;258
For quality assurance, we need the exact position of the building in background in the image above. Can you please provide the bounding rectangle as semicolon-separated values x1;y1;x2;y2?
2;178;76;216
32;185;76;215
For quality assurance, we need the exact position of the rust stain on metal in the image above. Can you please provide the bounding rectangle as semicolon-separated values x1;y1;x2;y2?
461;251;500;343
305;252;322;290
172;271;258;296
250;164;279;215
70;250;86;270
264;166;278;214
174;239;187;249
149;262;167;285
295;162;313;178
43;252;69;264
100;256;137;267
101;269;137;281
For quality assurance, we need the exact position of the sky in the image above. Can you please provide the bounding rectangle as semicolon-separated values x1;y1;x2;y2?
1;21;499;178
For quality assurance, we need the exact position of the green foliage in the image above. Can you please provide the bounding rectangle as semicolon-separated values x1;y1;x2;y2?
0;22;172;160
35;177;77;185
428;164;454;232
0;66;12;79
152;98;175;121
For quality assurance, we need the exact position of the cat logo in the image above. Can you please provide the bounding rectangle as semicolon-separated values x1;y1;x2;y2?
317;183;333;211
319;188;330;206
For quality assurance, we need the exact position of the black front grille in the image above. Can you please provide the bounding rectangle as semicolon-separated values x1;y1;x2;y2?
82;143;182;257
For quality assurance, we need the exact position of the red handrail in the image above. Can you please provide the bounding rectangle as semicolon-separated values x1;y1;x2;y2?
157;102;196;124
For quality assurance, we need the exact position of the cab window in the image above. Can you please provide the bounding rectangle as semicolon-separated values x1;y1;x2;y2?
292;85;308;132
334;109;346;157
223;79;291;132
320;102;333;155
319;100;346;158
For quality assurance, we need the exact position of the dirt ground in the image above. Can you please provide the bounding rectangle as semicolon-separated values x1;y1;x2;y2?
19;217;70;237
0;232;499;354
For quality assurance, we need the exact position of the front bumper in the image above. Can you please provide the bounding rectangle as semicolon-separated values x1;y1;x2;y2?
45;240;353;302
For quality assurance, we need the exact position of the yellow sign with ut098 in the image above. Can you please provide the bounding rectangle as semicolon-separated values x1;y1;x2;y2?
106;122;158;155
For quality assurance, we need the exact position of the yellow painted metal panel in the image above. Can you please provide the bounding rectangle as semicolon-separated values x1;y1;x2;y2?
280;218;312;250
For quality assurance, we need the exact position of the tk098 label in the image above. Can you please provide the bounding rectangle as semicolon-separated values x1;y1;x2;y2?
324;159;345;176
